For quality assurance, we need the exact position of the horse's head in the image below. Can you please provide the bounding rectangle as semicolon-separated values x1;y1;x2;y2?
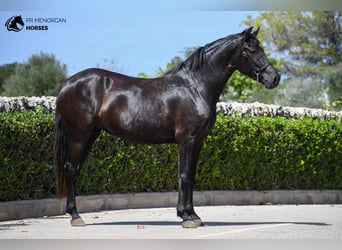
15;15;24;26
5;15;24;32
236;27;280;89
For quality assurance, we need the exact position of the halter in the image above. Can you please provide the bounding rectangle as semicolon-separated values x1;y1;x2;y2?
242;49;271;82
253;62;271;82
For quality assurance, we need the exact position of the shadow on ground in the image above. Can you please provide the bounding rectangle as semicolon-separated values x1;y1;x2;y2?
88;221;330;227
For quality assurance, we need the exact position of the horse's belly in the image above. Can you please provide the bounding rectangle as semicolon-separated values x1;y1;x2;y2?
99;93;177;144
101;111;176;144
106;124;176;144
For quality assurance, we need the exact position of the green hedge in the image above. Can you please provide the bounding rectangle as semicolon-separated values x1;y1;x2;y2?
0;110;55;201
0;110;341;201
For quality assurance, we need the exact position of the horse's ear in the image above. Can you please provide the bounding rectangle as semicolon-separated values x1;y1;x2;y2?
252;27;260;38
242;26;254;41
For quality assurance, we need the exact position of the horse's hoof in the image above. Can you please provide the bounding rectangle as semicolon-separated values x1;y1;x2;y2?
182;220;198;228
192;218;204;227
71;217;86;227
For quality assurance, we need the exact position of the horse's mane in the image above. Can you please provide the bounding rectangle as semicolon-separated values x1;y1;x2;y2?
164;34;240;76
163;47;205;75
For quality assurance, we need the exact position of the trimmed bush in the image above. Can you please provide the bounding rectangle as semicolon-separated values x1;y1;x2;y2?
198;116;342;190
0;110;55;200
0;110;341;201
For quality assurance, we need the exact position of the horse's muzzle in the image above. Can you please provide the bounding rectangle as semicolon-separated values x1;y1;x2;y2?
264;71;280;89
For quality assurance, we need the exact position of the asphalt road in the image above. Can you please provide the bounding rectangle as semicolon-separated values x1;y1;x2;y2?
1;204;341;239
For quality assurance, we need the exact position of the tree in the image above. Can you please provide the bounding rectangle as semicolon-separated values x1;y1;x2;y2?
242;11;342;109
273;78;328;109
152;48;195;77
243;11;342;78
1;52;67;96
221;71;260;102
96;58;127;73
0;63;17;93
323;63;342;110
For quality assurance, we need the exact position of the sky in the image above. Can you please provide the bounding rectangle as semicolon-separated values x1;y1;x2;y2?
1;0;339;77
0;0;258;77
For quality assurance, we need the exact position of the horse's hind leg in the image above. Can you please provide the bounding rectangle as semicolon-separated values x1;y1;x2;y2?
65;129;101;227
65;139;87;226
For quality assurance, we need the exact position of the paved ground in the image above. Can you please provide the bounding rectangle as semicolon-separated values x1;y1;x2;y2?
1;204;341;239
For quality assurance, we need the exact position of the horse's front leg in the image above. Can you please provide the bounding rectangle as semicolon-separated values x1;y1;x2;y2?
177;138;204;228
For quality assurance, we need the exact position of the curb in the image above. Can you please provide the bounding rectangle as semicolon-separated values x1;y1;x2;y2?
1;190;341;221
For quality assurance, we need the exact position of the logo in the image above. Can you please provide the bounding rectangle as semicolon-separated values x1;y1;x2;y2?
5;15;67;32
5;15;25;32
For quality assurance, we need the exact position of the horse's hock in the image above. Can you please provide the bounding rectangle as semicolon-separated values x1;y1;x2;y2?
0;96;341;120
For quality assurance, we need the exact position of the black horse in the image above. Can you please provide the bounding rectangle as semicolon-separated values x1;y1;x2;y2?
55;27;280;228
5;15;24;32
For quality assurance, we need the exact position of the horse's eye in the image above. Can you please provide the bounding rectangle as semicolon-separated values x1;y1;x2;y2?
243;46;256;54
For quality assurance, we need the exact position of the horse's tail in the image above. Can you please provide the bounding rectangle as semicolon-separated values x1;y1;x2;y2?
55;106;68;198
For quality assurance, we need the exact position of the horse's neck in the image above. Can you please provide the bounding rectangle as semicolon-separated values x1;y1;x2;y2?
207;67;236;104
202;39;239;100
194;53;237;105
173;36;239;105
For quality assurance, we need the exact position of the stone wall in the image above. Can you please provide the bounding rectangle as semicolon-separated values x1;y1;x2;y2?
216;102;342;119
0;96;341;119
0;96;56;113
